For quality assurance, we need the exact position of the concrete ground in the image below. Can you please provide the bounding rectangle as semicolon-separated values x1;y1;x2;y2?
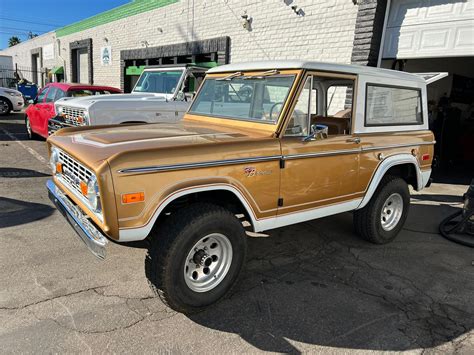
0;111;473;354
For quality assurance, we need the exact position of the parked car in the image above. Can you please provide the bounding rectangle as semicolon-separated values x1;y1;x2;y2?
46;60;440;313
25;82;121;139
0;87;24;115
48;64;208;134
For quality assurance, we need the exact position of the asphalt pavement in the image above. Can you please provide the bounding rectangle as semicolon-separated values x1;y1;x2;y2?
1;111;473;354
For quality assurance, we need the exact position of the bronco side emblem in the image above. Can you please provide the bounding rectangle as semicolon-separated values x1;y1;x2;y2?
244;167;257;177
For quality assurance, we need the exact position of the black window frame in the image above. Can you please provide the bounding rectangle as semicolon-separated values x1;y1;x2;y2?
364;83;424;127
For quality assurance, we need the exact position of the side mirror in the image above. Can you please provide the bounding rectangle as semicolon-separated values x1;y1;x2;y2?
175;91;185;101
303;124;328;142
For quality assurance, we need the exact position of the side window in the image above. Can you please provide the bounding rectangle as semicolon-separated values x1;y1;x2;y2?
36;87;48;103
365;85;422;126
327;85;352;117
285;75;354;137
54;89;66;101
45;87;58;103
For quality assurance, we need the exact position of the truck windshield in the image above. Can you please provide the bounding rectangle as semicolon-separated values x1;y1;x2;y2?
133;70;183;94
68;89;119;97
188;75;295;123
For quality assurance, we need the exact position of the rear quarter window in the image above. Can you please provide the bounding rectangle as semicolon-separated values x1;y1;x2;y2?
365;84;423;126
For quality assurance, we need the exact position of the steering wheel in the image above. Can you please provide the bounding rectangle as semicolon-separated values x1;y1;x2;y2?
237;85;253;101
269;102;284;121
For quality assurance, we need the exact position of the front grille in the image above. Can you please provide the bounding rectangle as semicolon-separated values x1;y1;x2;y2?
61;106;86;126
58;150;93;195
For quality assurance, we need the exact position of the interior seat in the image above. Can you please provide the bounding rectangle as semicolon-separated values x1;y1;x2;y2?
310;109;351;135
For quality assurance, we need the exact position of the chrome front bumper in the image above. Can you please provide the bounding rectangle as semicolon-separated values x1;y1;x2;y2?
47;179;107;259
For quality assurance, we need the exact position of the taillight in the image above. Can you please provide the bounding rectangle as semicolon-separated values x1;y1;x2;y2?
422;154;430;161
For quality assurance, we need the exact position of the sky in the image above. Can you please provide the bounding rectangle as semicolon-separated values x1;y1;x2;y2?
0;0;131;49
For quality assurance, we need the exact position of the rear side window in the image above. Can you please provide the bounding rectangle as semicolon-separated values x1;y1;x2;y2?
365;85;422;126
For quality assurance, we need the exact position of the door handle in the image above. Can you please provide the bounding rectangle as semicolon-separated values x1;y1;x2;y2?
347;137;361;144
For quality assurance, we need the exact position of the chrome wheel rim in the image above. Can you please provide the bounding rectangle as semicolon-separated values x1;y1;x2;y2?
184;233;233;293
381;193;403;231
0;100;8;114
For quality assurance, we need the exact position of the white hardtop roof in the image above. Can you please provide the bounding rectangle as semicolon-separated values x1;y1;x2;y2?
207;60;425;83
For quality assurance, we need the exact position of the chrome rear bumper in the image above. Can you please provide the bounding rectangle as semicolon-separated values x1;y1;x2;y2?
47;179;107;259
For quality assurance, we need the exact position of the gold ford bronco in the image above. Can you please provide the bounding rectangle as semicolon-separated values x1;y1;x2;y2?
47;61;435;313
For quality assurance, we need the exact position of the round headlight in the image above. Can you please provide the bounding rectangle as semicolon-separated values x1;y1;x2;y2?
49;148;59;174
87;175;101;212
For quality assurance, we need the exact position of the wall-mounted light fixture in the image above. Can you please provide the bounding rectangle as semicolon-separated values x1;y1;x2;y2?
291;5;305;16
352;0;358;4
103;37;109;43
157;27;163;33
140;40;149;48
241;11;253;31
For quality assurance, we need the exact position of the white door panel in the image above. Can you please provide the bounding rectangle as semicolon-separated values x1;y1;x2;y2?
383;0;474;59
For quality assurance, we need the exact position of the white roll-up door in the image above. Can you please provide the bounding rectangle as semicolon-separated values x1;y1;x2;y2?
383;0;474;59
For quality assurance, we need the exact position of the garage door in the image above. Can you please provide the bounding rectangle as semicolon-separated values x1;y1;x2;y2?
382;0;474;59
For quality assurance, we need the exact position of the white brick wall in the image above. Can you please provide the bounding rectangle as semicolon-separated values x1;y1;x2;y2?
0;0;358;88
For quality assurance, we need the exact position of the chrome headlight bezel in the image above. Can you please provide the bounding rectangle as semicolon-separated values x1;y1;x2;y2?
82;110;89;125
56;106;63;115
86;175;101;213
50;147;60;174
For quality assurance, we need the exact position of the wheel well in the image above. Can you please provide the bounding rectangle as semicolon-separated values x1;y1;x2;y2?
155;190;253;230
386;163;418;189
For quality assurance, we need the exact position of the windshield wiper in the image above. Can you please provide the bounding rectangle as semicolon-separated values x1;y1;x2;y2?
216;72;243;81
244;69;280;80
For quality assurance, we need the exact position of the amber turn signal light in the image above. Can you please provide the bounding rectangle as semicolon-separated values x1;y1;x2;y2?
122;192;145;204
80;181;88;196
55;162;63;174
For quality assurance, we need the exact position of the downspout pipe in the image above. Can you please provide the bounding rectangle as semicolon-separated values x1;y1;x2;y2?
56;38;67;82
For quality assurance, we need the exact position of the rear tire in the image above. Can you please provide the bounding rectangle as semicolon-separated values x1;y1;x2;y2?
145;203;247;313
354;176;410;244
0;97;12;116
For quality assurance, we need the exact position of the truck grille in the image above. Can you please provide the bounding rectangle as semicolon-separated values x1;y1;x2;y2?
58;150;93;194
61;106;87;126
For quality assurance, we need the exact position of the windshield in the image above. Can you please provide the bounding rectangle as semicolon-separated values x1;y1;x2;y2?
68;89;119;97
133;70;183;94
189;74;295;123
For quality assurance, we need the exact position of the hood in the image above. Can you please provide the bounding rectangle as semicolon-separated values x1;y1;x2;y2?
55;93;170;109
48;120;272;170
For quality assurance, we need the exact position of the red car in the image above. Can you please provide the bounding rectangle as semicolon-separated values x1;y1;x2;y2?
25;82;121;139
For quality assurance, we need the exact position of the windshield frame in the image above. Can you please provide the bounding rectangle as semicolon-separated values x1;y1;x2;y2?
188;71;298;125
132;68;186;96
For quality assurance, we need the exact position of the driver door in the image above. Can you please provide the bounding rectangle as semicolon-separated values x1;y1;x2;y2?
278;73;362;217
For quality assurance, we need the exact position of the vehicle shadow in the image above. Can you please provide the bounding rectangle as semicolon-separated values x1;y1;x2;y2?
0;197;54;229
188;202;474;352
0;167;50;178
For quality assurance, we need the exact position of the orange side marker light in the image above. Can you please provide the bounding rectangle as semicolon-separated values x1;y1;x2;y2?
56;162;63;174
122;192;145;204
80;181;88;196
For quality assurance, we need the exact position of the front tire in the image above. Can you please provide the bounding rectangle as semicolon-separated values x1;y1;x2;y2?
25;116;37;140
145;203;247;313
0;97;12;116
354;176;410;244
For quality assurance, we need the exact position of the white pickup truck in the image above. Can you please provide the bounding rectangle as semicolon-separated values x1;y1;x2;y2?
49;64;208;133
